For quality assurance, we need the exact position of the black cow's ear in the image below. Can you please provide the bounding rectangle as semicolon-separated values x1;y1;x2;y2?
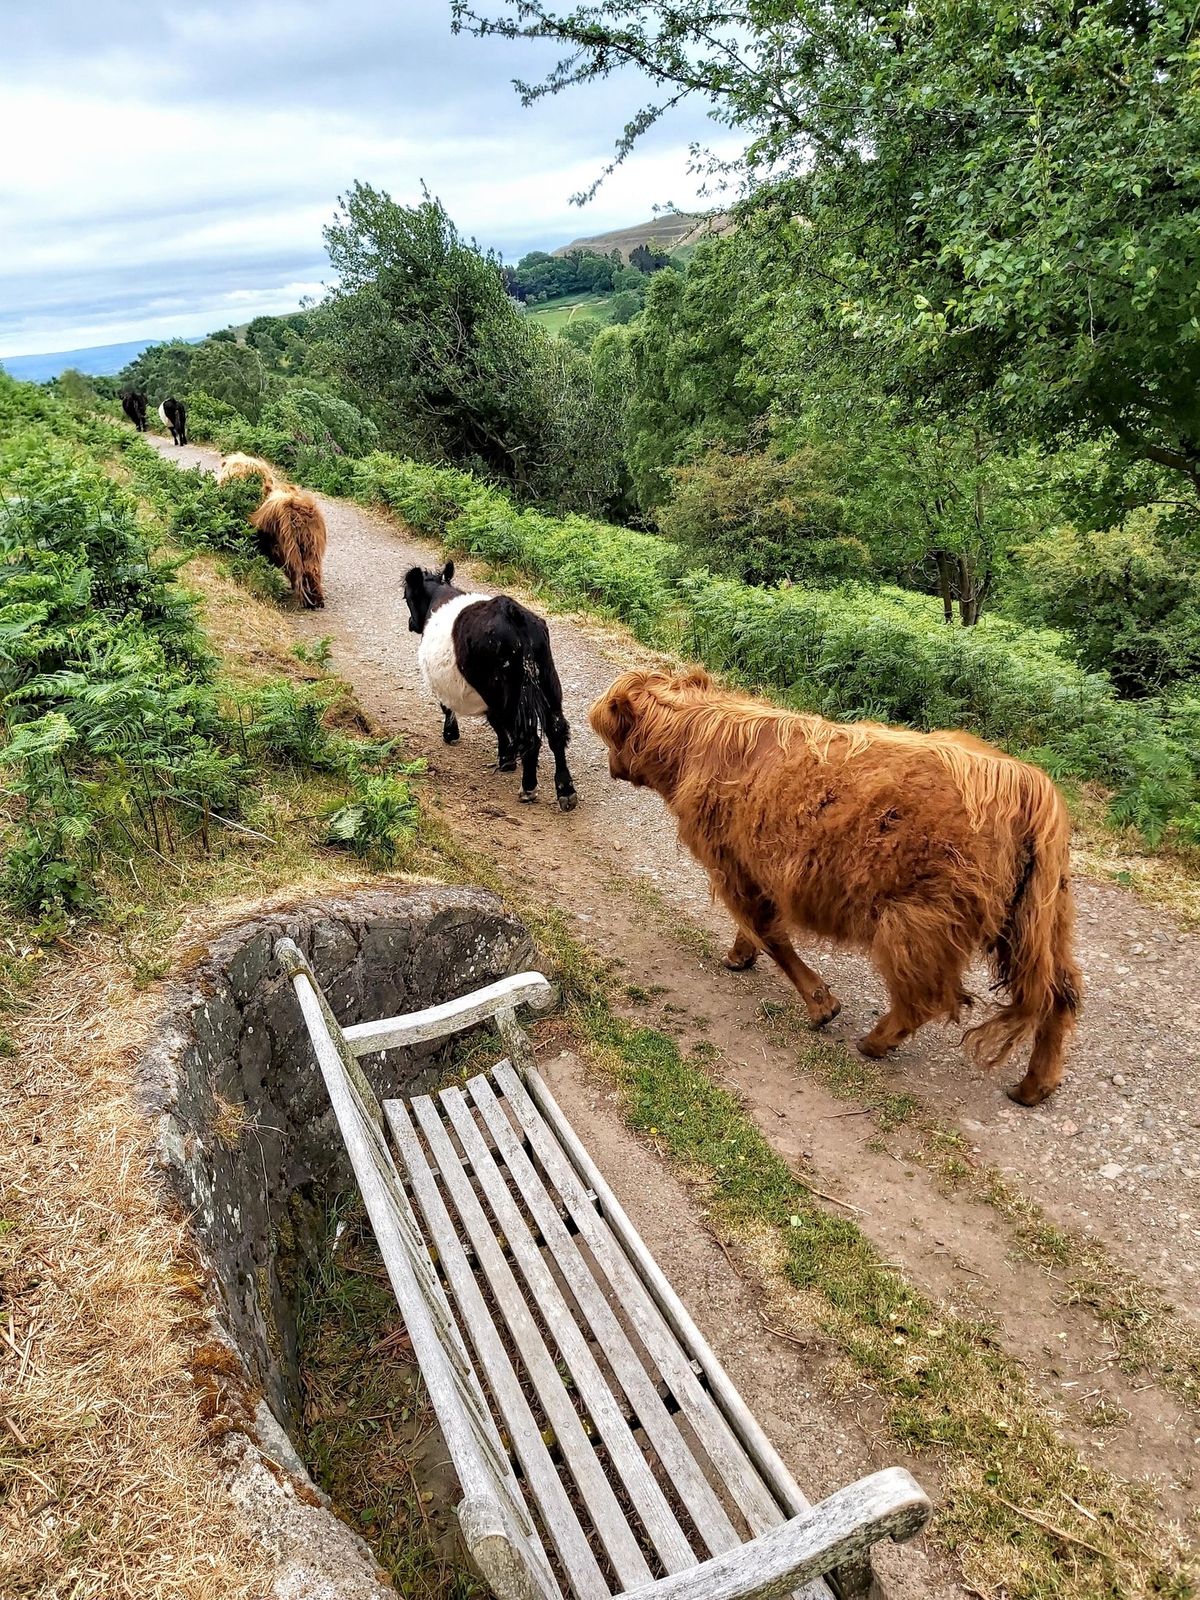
403;566;423;598
442;560;455;584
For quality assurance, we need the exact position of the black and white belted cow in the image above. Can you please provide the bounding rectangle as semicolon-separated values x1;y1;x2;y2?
158;396;187;446
403;561;578;811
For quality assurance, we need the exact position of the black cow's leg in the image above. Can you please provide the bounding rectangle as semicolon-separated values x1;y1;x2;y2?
518;725;542;802
486;710;517;771
441;705;460;745
544;710;577;812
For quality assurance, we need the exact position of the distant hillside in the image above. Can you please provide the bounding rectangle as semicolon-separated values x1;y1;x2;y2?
552;212;732;261
0;335;204;383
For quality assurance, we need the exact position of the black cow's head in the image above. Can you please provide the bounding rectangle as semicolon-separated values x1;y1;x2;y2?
403;561;457;633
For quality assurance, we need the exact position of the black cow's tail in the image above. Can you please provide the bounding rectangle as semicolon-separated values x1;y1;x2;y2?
499;597;568;749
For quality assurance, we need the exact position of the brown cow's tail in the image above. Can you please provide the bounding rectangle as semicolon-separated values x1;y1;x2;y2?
964;766;1080;1099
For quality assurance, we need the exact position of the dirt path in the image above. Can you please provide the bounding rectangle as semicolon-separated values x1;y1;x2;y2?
157;437;1200;1577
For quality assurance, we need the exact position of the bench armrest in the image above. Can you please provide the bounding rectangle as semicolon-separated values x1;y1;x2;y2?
616;1469;931;1600
341;971;553;1057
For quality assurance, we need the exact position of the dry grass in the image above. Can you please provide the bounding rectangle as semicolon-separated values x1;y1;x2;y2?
0;942;274;1599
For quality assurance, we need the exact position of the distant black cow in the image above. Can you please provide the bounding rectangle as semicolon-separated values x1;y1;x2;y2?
158;396;187;446
404;561;577;811
120;389;148;431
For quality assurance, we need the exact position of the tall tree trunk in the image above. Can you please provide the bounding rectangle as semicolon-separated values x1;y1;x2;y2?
935;552;954;624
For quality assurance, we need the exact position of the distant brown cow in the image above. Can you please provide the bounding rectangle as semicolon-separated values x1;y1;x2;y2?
590;667;1081;1105
250;488;327;608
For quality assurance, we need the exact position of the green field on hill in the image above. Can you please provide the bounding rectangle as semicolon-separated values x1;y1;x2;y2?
524;291;617;334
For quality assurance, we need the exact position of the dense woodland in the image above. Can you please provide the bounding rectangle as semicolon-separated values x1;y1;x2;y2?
41;0;1199;850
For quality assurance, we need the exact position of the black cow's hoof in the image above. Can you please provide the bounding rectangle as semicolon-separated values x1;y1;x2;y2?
557;791;578;812
498;757;518;772
519;788;538;804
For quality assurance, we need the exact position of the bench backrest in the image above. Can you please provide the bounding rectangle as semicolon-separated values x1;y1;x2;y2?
275;937;561;1600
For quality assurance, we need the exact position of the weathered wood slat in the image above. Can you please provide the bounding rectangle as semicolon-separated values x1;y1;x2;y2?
613;1470;930;1600
344;971;553;1057
385;1093;602;1600
467;1072;743;1559
507;1066;818;1522
492;1066;816;1567
410;1092;655;1592
439;1085;699;1575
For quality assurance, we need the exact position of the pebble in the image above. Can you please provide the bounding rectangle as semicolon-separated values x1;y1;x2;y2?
1111;1072;1126;1087
1098;1162;1125;1181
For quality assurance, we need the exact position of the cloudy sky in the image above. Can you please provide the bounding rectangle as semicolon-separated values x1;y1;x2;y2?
1;1;732;357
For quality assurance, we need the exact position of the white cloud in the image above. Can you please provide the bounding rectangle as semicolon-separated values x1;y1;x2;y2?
1;0;737;357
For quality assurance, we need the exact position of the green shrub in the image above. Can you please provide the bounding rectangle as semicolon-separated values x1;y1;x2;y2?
0;421;244;920
658;444;867;587
0;375;424;921
350;453;483;536
445;494;677;628
1011;512;1200;696
680;573;1200;842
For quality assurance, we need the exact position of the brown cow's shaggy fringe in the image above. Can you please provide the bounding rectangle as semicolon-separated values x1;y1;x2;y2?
590;668;1081;1105
250;488;327;608
216;452;277;495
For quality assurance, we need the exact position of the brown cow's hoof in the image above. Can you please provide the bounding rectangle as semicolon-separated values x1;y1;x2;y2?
723;949;757;971
807;990;842;1028
519;788;538;804
856;1033;891;1059
1006;1078;1055;1107
557;792;578;812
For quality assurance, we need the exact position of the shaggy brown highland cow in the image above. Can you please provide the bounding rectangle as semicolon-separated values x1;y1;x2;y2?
249;488;327;608
216;452;276;495
590;668;1081;1105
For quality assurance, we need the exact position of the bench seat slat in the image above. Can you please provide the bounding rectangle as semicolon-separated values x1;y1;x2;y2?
466;1072;744;1560
492;1068;817;1548
386;1094;600;1600
439;1084;699;1576
411;1091;655;1592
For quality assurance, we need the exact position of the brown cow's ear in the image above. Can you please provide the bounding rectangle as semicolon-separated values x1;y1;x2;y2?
589;683;636;750
676;665;713;691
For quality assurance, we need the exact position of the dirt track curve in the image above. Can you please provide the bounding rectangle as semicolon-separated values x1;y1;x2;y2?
154;436;1200;1591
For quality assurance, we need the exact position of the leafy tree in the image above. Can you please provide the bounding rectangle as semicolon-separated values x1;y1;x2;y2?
628;242;670;275
187;339;277;422
1012;511;1200;696
623;253;763;507
316;183;623;510
657;443;868;587
454;0;1200;495
119;339;197;401
608;290;642;325
261;385;380;460
560;317;605;351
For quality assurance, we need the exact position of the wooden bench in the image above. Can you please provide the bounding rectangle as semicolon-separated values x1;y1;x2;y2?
276;937;931;1600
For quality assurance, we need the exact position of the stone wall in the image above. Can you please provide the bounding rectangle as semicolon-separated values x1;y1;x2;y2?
139;883;533;1435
